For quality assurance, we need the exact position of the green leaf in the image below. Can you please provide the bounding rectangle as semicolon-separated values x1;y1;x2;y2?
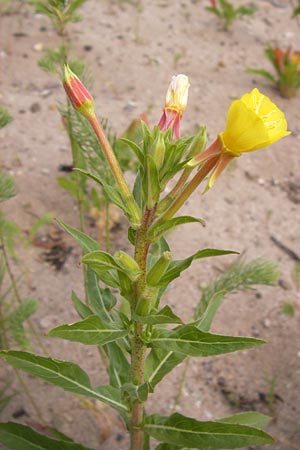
247;68;277;83
155;445;186;450
145;349;185;389
82;250;123;274
85;268;115;321
57;219;99;253
196;291;225;332
158;249;238;286
48;315;128;345
0;351;128;413
0;422;95;450
57;177;86;205
93;270;120;289
118;138;144;164
107;342;131;388
148;216;205;242
121;382;149;403
71;291;93;319
206;6;221;17
218;411;271;429
67;0;88;15
237;5;256;15
144;413;273;448
74;169;126;212
149;325;265;357
134;306;182;325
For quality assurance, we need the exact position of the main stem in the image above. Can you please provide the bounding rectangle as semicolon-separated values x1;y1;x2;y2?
130;208;154;450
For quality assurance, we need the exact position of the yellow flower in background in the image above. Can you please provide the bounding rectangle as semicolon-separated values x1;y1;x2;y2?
219;88;290;155
188;88;290;190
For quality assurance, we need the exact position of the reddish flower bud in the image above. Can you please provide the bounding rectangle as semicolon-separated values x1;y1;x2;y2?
63;65;95;119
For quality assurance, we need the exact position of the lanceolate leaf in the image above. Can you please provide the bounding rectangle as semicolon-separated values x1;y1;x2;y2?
145;349;185;390
144;413;273;449
82;251;125;274
85;268;116;321
0;351;128;414
149;325;265;357
0;422;95;450
155;445;186;450
134;306;182;325
118;138;144;164
148;216;205;242
48;315;128;346
247;68;277;82
71;291;93;319
196;291;225;332
218;411;271;429
74;169;126;212
158;249;238;286
57;219;99;253
107;342;131;388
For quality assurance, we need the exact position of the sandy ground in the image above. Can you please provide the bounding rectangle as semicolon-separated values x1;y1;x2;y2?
1;0;300;449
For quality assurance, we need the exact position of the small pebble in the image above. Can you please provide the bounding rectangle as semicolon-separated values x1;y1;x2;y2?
124;100;137;112
83;44;93;52
262;318;271;328
40;89;52;98
33;42;43;51
30;102;41;113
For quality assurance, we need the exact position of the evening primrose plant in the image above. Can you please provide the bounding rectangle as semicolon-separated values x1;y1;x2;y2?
248;47;300;98
0;71;290;450
206;0;256;30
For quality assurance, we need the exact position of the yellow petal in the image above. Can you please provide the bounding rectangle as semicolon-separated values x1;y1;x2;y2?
221;100;269;154
221;88;290;154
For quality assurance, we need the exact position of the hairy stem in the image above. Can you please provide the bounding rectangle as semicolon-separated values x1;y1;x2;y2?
130;207;155;450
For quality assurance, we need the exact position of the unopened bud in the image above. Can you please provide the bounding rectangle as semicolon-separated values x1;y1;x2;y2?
114;251;141;281
150;130;166;169
146;251;172;286
186;126;207;159
63;64;95;119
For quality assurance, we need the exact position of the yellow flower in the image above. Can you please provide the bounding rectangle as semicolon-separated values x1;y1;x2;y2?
219;88;290;156
187;88;290;190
